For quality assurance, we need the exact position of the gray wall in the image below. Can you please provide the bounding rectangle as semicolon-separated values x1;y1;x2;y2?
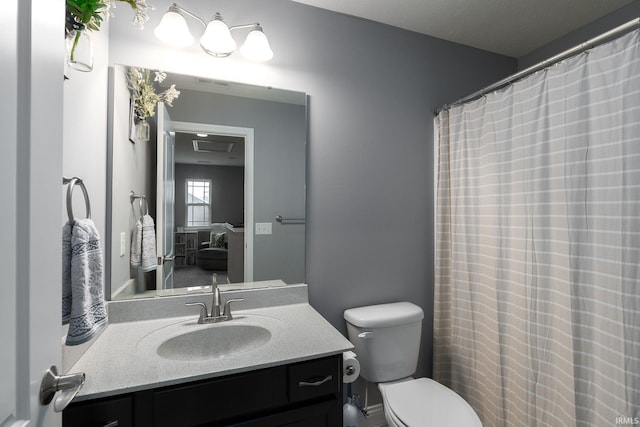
63;23;111;369
174;164;244;227
107;0;516;382
519;1;640;69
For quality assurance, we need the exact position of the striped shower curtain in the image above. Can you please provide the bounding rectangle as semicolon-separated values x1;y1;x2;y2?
434;30;640;426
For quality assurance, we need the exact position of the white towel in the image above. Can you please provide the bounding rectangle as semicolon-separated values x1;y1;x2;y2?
63;219;108;346
62;222;73;323
130;214;157;272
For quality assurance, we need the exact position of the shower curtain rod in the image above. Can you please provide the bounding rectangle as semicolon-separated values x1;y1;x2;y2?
435;17;640;114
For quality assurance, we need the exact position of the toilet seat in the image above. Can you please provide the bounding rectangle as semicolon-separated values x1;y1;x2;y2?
379;378;482;427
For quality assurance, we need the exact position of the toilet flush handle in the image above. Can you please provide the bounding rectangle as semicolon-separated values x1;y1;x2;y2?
358;331;374;339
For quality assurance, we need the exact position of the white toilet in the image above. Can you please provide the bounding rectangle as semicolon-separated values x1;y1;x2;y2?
344;302;482;427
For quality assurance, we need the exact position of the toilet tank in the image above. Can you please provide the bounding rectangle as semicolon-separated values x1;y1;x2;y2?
344;302;424;383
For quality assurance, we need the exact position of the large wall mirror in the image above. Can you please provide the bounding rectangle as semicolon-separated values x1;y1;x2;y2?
106;64;307;301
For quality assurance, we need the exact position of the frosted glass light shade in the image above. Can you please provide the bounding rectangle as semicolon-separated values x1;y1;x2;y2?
200;18;236;57
154;10;194;47
240;27;273;61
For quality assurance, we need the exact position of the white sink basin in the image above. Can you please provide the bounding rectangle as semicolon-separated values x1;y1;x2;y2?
136;315;281;362
157;324;271;361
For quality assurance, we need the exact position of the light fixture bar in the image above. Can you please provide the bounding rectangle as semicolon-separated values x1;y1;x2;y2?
167;4;261;32
169;3;206;27
154;3;274;61
229;23;260;31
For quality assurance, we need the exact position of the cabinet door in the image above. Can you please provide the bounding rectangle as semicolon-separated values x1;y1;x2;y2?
63;396;133;427
230;400;340;427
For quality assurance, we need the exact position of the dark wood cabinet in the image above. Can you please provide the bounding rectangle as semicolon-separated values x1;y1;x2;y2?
63;395;133;427
64;355;342;427
230;400;340;427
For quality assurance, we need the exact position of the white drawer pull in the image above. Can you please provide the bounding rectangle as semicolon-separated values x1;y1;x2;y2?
299;375;333;387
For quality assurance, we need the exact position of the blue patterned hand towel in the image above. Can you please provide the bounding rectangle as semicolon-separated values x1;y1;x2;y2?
62;219;108;346
62;222;73;323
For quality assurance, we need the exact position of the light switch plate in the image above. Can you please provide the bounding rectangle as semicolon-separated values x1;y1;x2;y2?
255;222;272;235
120;232;126;256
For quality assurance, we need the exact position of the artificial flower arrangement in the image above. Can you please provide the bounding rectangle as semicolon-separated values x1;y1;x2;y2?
66;0;153;62
127;67;181;120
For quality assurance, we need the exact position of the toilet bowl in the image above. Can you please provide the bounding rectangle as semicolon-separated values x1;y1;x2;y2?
378;378;482;426
344;302;481;427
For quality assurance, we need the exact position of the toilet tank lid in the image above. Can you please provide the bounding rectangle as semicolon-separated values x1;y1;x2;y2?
344;302;424;328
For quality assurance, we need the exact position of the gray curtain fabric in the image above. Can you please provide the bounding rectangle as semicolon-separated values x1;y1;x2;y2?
434;30;640;427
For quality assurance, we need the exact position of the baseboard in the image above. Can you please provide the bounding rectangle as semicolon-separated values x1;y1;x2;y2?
364;403;387;427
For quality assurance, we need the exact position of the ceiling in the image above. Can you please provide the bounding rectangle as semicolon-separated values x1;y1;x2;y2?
174;132;245;166
291;0;635;57
160;74;306;105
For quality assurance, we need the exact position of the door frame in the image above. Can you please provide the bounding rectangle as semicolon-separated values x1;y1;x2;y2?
172;121;254;282
3;0;65;425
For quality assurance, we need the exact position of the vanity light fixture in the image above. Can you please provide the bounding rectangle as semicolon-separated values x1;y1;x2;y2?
154;3;273;61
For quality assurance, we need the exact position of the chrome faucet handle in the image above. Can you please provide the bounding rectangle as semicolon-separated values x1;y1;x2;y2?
222;298;245;320
185;302;208;323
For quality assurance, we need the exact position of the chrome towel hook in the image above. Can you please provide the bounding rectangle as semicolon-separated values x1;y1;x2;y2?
62;177;91;222
130;191;149;216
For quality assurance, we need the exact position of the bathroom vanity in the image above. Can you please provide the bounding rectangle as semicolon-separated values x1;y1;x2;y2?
64;355;342;426
62;283;353;427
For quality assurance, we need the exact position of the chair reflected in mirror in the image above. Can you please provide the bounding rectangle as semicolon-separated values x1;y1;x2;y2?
197;223;229;271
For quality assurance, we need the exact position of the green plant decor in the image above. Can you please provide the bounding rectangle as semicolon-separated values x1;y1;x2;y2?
65;0;153;61
127;67;180;120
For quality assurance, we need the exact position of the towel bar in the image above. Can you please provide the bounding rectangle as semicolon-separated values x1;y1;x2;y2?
275;215;305;225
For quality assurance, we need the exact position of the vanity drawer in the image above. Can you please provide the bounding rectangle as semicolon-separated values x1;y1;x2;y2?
63;395;133;427
153;366;288;427
288;355;341;403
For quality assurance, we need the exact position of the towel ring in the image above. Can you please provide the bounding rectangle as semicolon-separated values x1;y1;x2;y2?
63;177;91;222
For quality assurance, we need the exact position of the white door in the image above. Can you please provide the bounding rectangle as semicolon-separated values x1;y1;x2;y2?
2;0;66;425
156;103;176;290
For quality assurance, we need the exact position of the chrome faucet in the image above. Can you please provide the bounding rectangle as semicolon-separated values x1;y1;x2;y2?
211;273;222;318
186;273;244;324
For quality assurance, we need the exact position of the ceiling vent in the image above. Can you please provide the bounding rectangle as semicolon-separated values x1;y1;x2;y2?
192;139;234;153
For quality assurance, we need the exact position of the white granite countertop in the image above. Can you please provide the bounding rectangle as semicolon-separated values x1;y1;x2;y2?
69;300;353;402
